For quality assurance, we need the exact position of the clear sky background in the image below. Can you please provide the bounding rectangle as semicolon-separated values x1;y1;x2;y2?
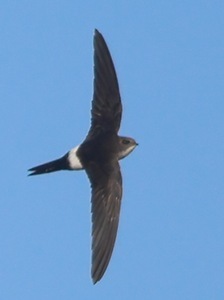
1;1;224;299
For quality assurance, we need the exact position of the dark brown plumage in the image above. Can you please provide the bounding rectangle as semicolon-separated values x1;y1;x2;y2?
28;29;138;284
79;30;123;283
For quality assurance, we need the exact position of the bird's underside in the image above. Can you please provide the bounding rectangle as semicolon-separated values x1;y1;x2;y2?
28;29;137;284
83;30;124;283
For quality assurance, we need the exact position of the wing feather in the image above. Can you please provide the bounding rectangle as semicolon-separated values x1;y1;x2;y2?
86;29;122;139
85;161;122;283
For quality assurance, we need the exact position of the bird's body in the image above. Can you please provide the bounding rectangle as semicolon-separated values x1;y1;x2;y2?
28;29;137;283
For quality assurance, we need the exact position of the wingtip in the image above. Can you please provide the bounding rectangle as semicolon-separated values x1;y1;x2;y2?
91;263;106;284
92;275;100;285
94;29;102;38
91;265;102;284
94;28;99;34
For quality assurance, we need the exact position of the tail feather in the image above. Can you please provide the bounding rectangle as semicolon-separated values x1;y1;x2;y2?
28;155;68;176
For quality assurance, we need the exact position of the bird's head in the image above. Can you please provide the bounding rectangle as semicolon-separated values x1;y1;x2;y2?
118;137;138;160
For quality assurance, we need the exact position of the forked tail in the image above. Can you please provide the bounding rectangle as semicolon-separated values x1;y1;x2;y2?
28;155;68;176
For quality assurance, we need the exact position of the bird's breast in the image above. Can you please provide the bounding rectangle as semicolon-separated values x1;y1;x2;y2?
78;133;119;167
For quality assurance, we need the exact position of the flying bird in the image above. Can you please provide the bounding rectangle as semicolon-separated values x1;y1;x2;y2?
28;29;138;284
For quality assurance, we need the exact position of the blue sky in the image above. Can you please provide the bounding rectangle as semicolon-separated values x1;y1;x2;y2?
1;1;224;299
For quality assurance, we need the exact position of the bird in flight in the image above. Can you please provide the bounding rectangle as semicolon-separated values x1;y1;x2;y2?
28;29;138;284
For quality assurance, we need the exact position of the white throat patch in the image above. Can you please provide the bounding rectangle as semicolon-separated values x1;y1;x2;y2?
118;144;137;160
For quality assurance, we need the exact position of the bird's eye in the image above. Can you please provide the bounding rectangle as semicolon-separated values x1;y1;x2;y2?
122;139;130;145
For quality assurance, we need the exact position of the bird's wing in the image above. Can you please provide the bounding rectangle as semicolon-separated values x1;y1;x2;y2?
85;160;122;283
86;29;122;140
